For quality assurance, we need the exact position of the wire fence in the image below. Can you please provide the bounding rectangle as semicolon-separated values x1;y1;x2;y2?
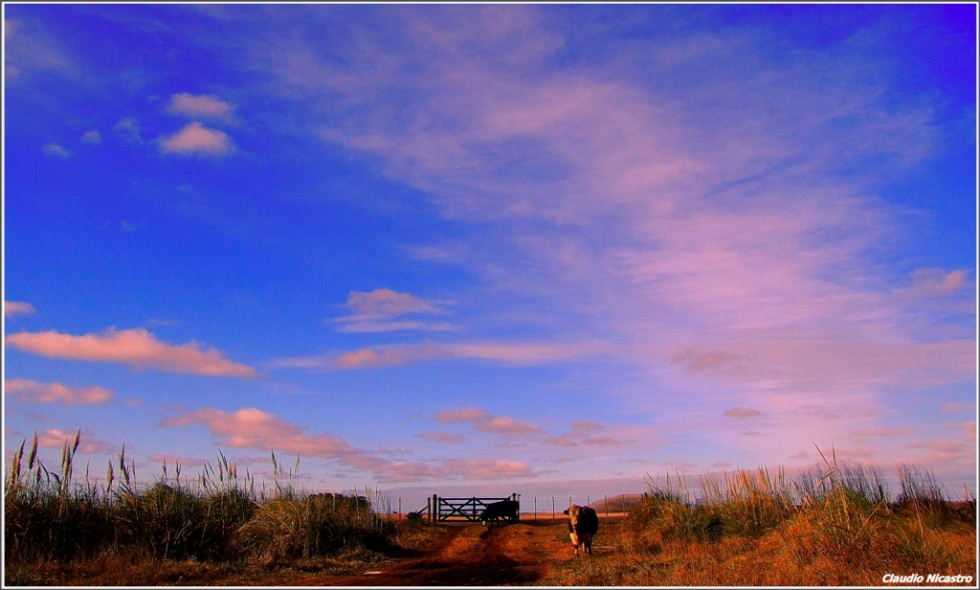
381;493;640;521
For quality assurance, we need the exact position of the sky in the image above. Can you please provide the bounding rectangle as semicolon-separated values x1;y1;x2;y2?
3;3;977;510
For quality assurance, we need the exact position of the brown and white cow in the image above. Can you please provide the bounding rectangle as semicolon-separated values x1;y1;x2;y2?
563;504;599;556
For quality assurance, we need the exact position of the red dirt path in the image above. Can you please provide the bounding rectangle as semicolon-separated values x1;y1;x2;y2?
286;519;578;586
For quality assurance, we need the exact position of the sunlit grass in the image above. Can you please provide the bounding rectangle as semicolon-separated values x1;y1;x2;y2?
607;448;977;586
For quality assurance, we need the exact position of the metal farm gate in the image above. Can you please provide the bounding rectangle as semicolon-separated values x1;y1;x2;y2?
418;492;521;522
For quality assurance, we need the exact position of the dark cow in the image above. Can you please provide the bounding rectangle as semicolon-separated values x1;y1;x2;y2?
480;499;519;524
563;504;599;556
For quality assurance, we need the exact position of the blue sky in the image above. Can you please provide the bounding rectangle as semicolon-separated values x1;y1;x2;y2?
3;4;977;508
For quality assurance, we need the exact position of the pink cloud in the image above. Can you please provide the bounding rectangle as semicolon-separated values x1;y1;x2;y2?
159;405;536;484
35;429;113;454
380;458;536;483
416;431;464;444
475;416;542;435
445;341;609;365
434;407;490;424
909;268;971;296
4;378;114;405
159;407;387;470
545;421;626;448
332;288;453;333
5;327;257;377
347;288;437;317
847;426;917;439
723;407;763;419
333;342;440;369
272;339;606;371
433;406;543;438
167;93;235;120
4;301;35;317
159;121;234;156
941;402;967;414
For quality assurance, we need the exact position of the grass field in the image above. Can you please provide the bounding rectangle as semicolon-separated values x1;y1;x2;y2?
4;434;976;586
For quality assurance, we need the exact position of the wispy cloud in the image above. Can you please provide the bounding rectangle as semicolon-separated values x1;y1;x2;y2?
331;288;454;333
434;407;491;424
416;431;464;444
6;327;257;377
159;406;387;470
4;378;114;405
159;405;538;483
4;301;35;317
113;118;143;145
723;407;763;419
545;421;626;448
270;339;609;370
3;18;75;80
80;130;102;144
159;121;235;157
908;268;973;297
433;406;542;436
42;143;70;158
247;8;971;444
380;458;537;483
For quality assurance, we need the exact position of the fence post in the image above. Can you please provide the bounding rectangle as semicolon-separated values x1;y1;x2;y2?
605;495;608;517
534;496;537;520
552;496;555;519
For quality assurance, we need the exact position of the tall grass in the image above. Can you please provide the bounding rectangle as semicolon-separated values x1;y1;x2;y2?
4;435;394;570
623;451;975;584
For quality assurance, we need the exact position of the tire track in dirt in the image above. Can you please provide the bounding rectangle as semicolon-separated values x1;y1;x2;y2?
288;520;573;586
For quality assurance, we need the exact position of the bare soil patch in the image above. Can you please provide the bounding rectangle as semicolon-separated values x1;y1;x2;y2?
285;518;584;586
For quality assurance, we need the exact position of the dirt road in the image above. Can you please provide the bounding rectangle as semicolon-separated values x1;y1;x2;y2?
287;519;583;586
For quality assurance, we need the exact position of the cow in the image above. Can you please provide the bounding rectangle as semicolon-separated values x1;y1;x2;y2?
480;499;519;525
563;504;599;556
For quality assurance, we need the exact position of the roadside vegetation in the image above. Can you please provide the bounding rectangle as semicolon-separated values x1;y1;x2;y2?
578;449;977;586
4;435;976;586
3;432;421;586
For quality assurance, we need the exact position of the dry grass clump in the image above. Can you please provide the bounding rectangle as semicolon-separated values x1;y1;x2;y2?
232;493;390;564
4;434;395;584
614;451;977;586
